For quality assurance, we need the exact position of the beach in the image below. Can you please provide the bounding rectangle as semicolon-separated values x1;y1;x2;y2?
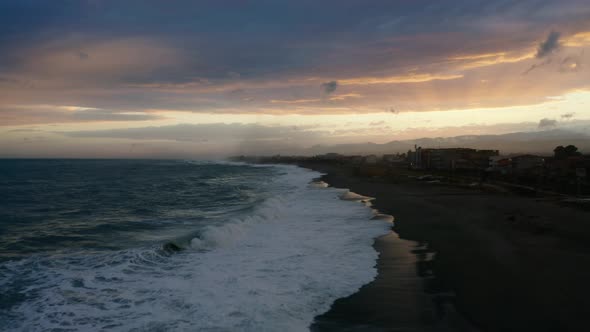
303;162;590;331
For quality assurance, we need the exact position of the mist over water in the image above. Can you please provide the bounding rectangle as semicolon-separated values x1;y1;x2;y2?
0;160;390;331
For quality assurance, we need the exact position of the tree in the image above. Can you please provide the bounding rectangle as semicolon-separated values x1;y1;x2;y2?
554;145;581;159
564;145;581;156
554;145;565;159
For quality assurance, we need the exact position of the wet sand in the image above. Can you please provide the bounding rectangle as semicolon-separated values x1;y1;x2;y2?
312;232;470;332
305;163;590;332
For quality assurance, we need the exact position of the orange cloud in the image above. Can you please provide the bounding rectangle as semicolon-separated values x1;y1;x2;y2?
329;93;362;101
339;73;463;85
269;93;362;104
270;98;321;104
450;52;508;60
563;31;590;47
450;51;535;70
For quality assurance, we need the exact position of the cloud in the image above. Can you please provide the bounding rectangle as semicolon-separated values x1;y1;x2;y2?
7;128;41;133
538;118;558;128
339;73;463;85
536;31;561;58
560;55;582;72
270;98;321;104
62;123;326;142
328;93;362;101
522;31;564;74
10;38;186;86
561;112;575;119
0;105;161;126
369;120;386;126
523;58;552;75
77;51;89;60
450;51;534;70
268;94;359;104
524;40;583;75
70;109;161;122
1;1;590;124
227;71;241;79
563;31;590;47
321;81;338;94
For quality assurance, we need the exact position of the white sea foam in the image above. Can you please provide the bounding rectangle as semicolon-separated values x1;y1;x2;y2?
1;165;391;332
339;190;374;202
371;213;395;224
308;180;329;188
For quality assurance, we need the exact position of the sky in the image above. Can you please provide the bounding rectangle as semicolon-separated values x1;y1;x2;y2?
1;0;590;158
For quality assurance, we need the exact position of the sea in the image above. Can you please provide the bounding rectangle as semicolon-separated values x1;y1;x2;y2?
0;159;391;331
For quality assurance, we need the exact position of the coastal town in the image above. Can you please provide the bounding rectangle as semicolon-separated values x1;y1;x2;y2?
233;144;590;331
233;144;590;197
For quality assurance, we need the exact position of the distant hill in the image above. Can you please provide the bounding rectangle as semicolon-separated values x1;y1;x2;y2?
304;129;590;156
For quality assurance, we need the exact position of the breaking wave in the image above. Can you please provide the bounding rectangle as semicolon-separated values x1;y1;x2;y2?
0;164;391;331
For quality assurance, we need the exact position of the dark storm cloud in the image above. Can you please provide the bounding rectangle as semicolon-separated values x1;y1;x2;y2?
536;31;561;58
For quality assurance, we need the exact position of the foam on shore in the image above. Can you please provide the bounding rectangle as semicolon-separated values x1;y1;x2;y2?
339;190;374;202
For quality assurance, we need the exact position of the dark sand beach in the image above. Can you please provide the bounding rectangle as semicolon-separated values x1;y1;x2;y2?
305;163;590;332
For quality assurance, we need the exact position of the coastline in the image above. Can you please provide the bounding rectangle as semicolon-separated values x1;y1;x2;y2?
302;162;590;332
308;163;473;332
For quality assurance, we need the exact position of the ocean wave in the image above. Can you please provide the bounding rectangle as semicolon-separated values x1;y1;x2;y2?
0;164;391;331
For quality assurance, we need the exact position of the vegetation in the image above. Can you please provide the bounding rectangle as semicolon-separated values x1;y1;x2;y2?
553;145;582;159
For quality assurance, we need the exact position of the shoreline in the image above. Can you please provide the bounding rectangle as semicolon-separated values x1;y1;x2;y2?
302;162;590;332
308;165;472;332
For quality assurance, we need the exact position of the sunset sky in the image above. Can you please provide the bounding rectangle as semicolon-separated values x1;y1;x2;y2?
1;1;590;158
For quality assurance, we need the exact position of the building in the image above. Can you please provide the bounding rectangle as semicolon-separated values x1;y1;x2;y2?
383;153;408;167
407;145;424;168
408;147;499;170
363;154;380;164
489;156;512;174
511;154;544;171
